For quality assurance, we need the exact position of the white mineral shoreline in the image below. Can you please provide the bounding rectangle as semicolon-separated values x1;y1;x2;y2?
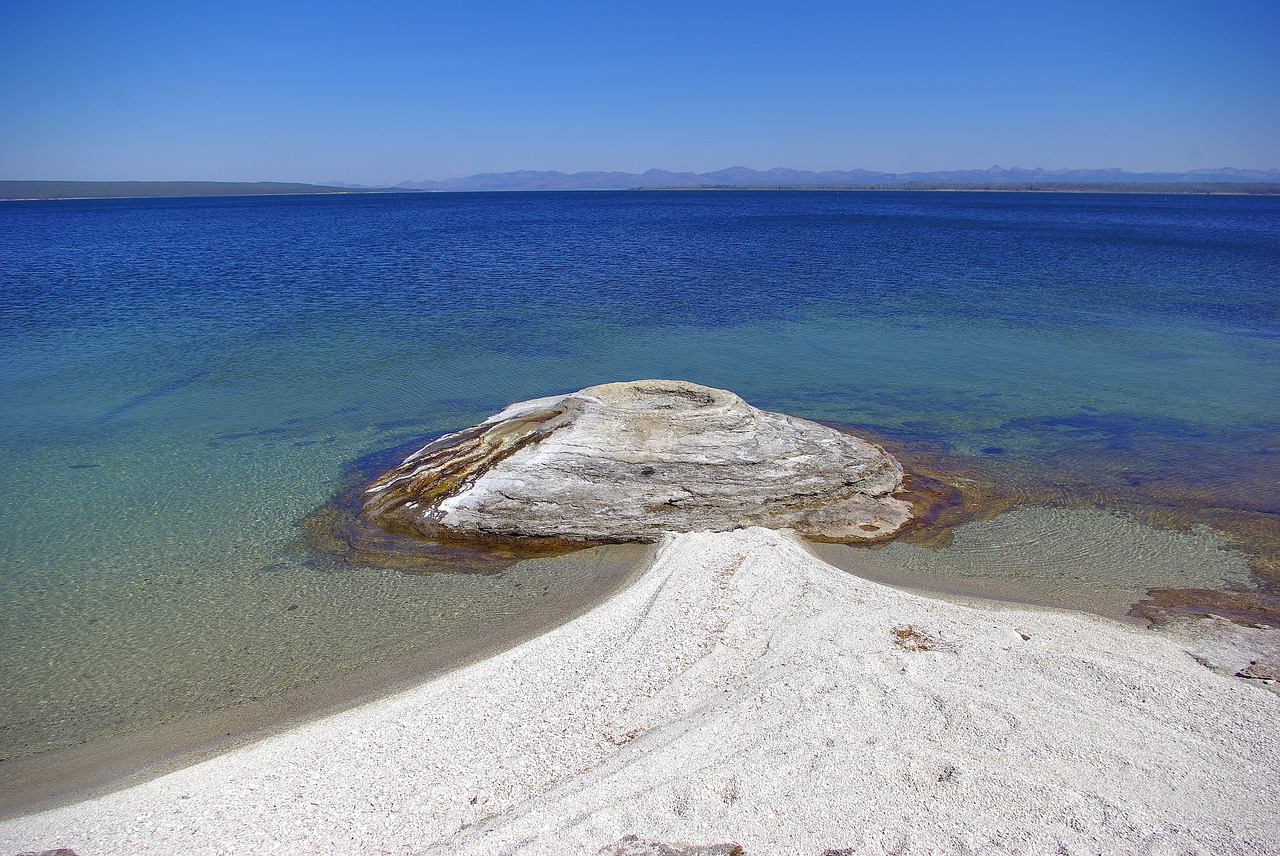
3;527;1278;855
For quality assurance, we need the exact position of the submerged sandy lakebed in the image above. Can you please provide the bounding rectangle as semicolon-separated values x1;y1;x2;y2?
2;526;1277;855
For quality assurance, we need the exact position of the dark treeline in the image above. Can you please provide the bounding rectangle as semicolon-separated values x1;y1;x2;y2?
0;181;402;200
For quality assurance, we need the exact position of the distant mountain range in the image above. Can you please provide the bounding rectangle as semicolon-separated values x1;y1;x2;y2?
5;168;1277;201
394;165;1280;192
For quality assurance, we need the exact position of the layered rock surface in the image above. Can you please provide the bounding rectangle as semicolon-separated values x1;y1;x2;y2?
362;380;912;544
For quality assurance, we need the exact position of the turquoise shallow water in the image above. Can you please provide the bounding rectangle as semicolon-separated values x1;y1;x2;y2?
1;190;1277;796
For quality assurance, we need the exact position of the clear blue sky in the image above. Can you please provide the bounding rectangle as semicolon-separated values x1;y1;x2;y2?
2;0;1277;184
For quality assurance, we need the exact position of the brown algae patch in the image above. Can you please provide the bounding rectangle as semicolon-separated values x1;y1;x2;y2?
300;435;603;570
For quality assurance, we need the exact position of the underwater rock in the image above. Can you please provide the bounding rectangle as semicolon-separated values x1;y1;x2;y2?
362;380;911;546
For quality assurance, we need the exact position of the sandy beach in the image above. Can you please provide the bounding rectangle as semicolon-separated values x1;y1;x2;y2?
2;526;1277;855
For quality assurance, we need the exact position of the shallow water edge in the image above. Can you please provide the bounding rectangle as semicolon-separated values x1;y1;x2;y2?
0;540;654;819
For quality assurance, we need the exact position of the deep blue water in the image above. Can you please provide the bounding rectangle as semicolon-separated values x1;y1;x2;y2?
2;190;1278;777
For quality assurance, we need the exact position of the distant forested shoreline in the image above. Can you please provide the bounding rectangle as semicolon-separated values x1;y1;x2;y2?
0;181;403;201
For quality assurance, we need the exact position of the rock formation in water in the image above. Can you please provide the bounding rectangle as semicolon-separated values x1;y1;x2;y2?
362;380;912;546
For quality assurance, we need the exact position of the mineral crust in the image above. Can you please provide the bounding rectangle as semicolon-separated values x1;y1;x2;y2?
362;380;912;545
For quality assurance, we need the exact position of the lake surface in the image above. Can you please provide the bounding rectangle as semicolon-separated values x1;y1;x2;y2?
2;190;1277;805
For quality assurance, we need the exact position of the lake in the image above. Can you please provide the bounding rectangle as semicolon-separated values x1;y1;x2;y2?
2;189;1276;808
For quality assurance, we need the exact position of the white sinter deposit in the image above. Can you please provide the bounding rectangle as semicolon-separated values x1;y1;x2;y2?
3;528;1276;855
362;380;912;544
